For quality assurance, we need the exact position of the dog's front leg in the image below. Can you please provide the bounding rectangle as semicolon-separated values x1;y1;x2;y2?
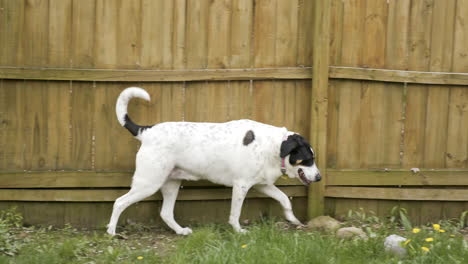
254;184;303;226
229;183;251;233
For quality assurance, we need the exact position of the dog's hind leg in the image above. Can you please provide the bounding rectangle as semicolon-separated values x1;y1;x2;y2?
107;155;173;236
160;179;192;235
253;184;302;226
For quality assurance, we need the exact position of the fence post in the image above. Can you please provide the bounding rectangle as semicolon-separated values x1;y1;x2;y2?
308;0;331;219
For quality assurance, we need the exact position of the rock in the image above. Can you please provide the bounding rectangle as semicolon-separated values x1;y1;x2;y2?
336;227;368;240
306;216;341;232
384;234;407;258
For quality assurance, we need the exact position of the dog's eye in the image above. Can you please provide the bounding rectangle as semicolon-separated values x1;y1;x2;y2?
300;159;314;166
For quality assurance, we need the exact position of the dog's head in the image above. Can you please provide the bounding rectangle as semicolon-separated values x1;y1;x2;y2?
280;134;321;185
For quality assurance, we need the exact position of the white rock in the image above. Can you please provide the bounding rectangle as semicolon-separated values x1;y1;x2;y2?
384;234;407;258
410;168;420;173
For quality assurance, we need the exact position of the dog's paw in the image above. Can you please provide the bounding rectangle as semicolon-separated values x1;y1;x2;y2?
106;224;116;236
237;228;248;234
106;228;116;236
291;220;304;226
177;227;193;236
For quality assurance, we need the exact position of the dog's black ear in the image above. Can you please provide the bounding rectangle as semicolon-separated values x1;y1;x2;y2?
280;136;298;158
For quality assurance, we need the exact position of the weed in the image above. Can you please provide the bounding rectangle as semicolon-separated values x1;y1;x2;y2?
0;207;23;256
1;208;467;264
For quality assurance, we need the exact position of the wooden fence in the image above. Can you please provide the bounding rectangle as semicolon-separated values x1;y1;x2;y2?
0;0;467;227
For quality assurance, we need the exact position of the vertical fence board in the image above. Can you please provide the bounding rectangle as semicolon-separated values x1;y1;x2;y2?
0;80;19;170
46;81;72;169
297;0;314;67
446;88;468;168
71;0;96;68
402;0;433;168
385;0;410;70
328;0;343;66
336;82;361;169
384;1;409;168
447;2;468;168
207;0;231;69
423;1;456;168
403;84;427;168
407;0;432;71
172;0;187;69
326;80;338;169
293;80;311;137
340;0;365;67
381;83;404;168
229;0;253;121
140;0;174;69
453;0;468;73
359;1;387;167
48;0;72;67
116;0;141;69
20;0;49;67
254;0;276;67
186;0;209;69
276;0;298;67
359;82;385;167
0;0;24;66
230;0;253;68
275;0;298;131
70;82;95;170
95;0;117;69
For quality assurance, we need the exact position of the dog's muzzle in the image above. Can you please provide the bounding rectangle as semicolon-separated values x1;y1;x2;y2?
298;169;321;185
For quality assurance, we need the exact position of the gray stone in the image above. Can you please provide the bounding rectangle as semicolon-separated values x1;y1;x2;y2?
336;227;368;240
306;216;341;232
384;234;407;258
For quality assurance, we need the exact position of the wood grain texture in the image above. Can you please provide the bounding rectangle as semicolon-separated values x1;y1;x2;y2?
94;0;118;69
325;187;468;201
0;171;304;188
19;0;49;67
71;0;96;68
327;169;468;186
309;0;331;218
48;0;72;67
0;0;24;66
0;186;307;202
140;0;173;69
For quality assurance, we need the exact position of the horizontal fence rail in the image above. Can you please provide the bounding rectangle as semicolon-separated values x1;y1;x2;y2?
1;66;468;85
0;186;307;202
327;169;468;186
325;187;468;201
0;172;302;188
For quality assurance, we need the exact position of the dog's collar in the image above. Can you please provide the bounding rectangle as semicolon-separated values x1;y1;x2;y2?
281;134;289;175
281;158;286;175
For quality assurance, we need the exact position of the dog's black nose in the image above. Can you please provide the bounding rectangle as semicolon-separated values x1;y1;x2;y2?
316;173;321;182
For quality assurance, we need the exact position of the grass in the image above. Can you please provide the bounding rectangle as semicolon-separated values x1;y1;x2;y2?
0;207;467;264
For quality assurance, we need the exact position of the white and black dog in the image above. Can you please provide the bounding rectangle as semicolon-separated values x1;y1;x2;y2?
107;87;321;236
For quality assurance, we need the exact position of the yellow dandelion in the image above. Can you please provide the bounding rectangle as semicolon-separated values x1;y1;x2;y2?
425;237;434;242
438;229;445;233
137;256;144;260
450;234;456;238
241;244;248;248
421;247;430;252
403;239;411;246
432;224;440;231
412;228;421;233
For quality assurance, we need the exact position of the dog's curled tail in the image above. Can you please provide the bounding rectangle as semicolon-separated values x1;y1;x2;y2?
116;87;152;137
